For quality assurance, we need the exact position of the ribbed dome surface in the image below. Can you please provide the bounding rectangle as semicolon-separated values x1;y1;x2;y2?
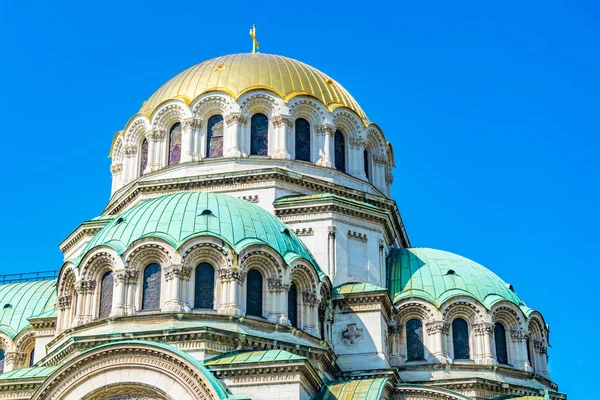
387;248;527;310
140;53;367;120
0;280;56;338
82;192;321;272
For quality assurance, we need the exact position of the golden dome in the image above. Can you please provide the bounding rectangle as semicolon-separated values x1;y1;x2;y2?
140;53;367;120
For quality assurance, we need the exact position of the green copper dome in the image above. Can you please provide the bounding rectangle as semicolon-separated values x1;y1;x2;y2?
82;192;321;273
387;248;526;310
0;280;56;338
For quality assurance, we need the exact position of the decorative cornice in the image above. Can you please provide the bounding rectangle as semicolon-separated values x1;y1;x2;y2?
347;230;368;242
294;227;314;236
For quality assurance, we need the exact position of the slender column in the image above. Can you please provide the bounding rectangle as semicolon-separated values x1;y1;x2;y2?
534;339;549;377
349;137;366;179
3;352;25;373
125;270;139;315
302;291;320;336
224;114;246;157
426;320;450;363
73;281;86;326
510;329;530;371
181;118;194;162
378;239;385;287
373;155;387;192
123;145;137;182
316;124;334;167
164;264;192;312
193;117;204;160
148;129;165;171
219;268;243;316
268;278;290;325
474;322;494;364
84;280;97;323
114;271;128;316
327;227;336;277
56;294;72;331
271;115;293;159
110;163;123;194
388;318;402;366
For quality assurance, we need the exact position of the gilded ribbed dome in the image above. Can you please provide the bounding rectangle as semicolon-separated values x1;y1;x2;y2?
140;53;367;120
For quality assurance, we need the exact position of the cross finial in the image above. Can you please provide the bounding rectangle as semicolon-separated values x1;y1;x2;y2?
249;24;259;53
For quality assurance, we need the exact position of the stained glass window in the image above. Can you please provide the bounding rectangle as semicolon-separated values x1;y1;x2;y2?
206;115;224;158
288;283;298;328
195;263;215;309
250;113;269;156
29;349;35;367
364;149;370;181
0;350;4;374
140;138;149;176
406;319;425;361
98;271;114;319
452;318;470;360
168;122;182;166
295;118;311;162
495;323;508;364
246;269;263;317
334;130;346;172
142;263;161;310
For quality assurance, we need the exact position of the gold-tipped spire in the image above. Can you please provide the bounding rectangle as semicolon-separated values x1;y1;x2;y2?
249;24;259;53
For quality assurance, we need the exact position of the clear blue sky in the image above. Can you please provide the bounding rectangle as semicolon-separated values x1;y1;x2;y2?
1;0;597;397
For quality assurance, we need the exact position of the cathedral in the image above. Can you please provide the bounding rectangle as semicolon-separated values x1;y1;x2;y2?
0;48;565;400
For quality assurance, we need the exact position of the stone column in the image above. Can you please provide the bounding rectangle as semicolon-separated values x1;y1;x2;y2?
426;320;450;363
3;352;24;373
114;270;128;316
378;239;385;287
110;163;123;194
219;268;243;316
74;281;86;326
327;226;336;276
147;129;166;172
56;294;72;332
349;137;367;180
267;278;290;325
193;117;204;160
473;322;494;365
302;291;320;336
373;155;387;192
164;264;192;312
316;123;334;167
510;329;530;371
534;339;549;377
83;280;97;324
181;118;194;162
124;145;137;182
271;115;293;159
224;114;246;157
388;318;403;367
125;270;139;315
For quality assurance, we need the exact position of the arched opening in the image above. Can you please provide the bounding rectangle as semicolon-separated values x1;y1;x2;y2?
139;138;149;176
250;113;269;156
295;118;311;162
246;269;263;317
29;349;35;367
452;318;470;360
526;337;534;368
288;282;298;327
168;122;182;165
364;149;370;181
98;271;114;319
495;322;509;364
206;115;224;158
406;319;425;361
194;263;215;309
0;349;4;374
334;130;346;172
141;263;161;310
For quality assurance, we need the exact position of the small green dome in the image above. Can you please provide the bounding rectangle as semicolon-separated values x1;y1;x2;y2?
0;280;56;338
387;248;526;310
83;192;321;273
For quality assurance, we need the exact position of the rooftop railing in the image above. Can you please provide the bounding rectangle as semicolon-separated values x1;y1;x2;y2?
0;270;59;284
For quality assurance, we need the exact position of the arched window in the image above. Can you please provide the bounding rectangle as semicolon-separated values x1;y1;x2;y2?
406;319;425;361
29;349;35;367
98;271;114;319
526;337;533;368
334;130;346;172
364;149;370;181
495;323;508;364
141;263;161;310
295;118;311;162
246;269;263;317
206;115;224;158
452;318;470;360
0;350;4;374
168;122;182;166
194;263;215;309
139;138;149;176
250;113;269;156
288;282;298;327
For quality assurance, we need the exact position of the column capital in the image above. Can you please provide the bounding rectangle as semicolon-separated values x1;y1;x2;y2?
267;278;290;292
302;291;320;305
116;269;139;285
182;118;195;131
426;320;450;335
124;145;137;157
147;129;166;142
110;163;123;175
316;123;335;136
57;295;72;310
165;264;193;281
225;113;248;127
271;115;293;129
218;268;245;284
327;226;336;239
473;322;494;336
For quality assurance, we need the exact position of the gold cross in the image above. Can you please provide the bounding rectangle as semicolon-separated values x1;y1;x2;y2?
249;24;259;53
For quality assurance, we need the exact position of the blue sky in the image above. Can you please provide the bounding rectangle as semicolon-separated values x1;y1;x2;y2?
1;0;597;397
